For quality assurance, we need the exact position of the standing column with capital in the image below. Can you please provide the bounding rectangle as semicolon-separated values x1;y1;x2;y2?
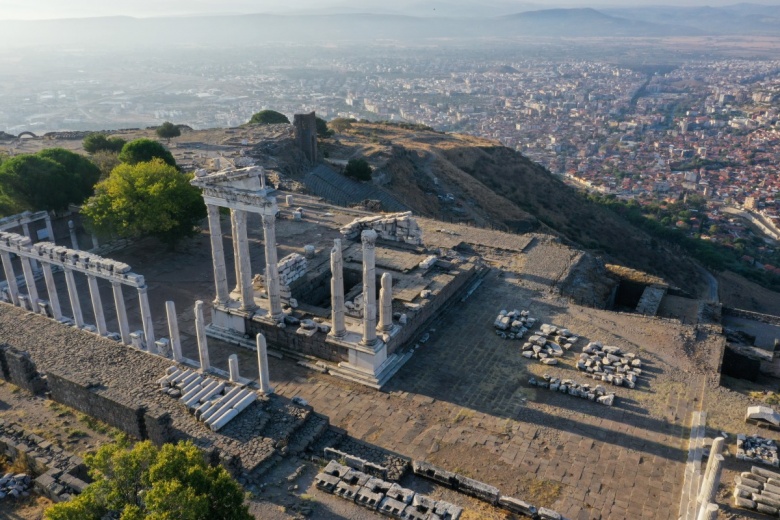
20;256;40;313
112;281;131;344
361;230;378;346
230;210;241;293
329;239;346;337
42;263;62;320
1;251;20;305
378;272;393;332
137;285;155;348
234;210;255;311
21;224;40;271
87;275;107;335
261;213;284;320
63;268;84;327
206;204;229;305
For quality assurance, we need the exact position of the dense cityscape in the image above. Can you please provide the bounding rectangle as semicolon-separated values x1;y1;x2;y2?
2;44;780;272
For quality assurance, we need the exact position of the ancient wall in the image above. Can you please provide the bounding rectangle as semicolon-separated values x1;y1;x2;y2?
724;307;780;326
46;372;147;439
0;344;47;394
246;317;349;363
293;112;317;162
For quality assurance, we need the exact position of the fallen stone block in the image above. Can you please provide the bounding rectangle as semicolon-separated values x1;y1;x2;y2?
498;495;538;516
538;507;563;520
314;473;341;493
454;474;499;505
753;466;780;480
434;500;463;520
747;406;780;427
356;486;385;510
734;496;757;510
757;502;779;516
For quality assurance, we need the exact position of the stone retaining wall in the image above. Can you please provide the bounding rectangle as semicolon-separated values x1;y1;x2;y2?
0;344;47;394
724;307;780;326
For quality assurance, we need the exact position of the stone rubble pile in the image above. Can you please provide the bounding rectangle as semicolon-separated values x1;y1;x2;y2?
493;308;537;341
521;323;577;367
157;367;257;433
733;465;780;516
340;212;423;246
737;434;779;467
529;374;616;406
576;342;643;389
316;460;462;520
0;472;31;500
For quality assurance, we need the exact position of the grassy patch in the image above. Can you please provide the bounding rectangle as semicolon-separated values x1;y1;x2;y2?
453;408;475;424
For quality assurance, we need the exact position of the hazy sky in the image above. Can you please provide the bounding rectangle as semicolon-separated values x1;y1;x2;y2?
2;0;780;20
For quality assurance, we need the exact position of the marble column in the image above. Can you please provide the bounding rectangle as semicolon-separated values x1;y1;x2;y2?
195;300;210;371
206;204;229;305
112;281;130;344
234;210;255;311
91;234;99;250
21;224;40;271
0;251;20;305
64;268;84;327
231;210;241;292
20;256;39;313
44;215;55;244
87;275;107;335
697;453;723;517
378;272;393;332
68;220;79;250
42;263;62;320
261;213;283;320
695;504;718;520
256;333;273;394
361;230;378;346
228;354;240;382
329;239;346;338
137;285;155;347
165;301;183;361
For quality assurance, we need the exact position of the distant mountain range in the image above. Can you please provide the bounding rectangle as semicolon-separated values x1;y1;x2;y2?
1;4;779;49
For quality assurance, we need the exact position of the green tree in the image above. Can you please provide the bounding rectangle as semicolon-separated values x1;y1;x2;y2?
329;118;354;133
344;158;372;181
38;148;101;202
45;440;251;520
315;117;333;138
90;150;121;180
155;122;181;143
0;155;76;213
247;110;290;125
82;159;206;246
83;133;126;154
118;139;176;167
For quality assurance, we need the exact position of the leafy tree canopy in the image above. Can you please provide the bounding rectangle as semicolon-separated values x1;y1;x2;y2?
247;110;290;125
155;121;181;142
0;149;100;214
118;139;176;167
329;118;355;133
83;133;126;154
344;158;372;181
45;440;251;520
82;159;206;246
315;117;334;138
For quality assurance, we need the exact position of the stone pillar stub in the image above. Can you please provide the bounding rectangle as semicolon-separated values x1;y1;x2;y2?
195;300;210;371
112;281;131;345
68;220;79;250
64;268;84;328
695;503;718;520
87;274;107;335
138;285;155;348
207;204;230;305
256;333;273;394
234;210;255;311
165;301;183;361
361;230;378;346
229;354;240;382
329;239;346;338
1;251;20;305
697;453;723;515
20;256;39;313
379;272;393;332
42;263;62;320
261;213;284;320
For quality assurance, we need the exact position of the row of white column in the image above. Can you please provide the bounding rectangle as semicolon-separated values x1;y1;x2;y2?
206;205;283;321
192;299;273;394
329;230;394;345
0;250;154;348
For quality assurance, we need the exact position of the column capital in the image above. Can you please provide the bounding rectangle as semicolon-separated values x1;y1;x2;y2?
261;212;276;229
361;229;378;248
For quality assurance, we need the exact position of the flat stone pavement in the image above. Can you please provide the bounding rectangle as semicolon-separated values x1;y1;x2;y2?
263;271;707;520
